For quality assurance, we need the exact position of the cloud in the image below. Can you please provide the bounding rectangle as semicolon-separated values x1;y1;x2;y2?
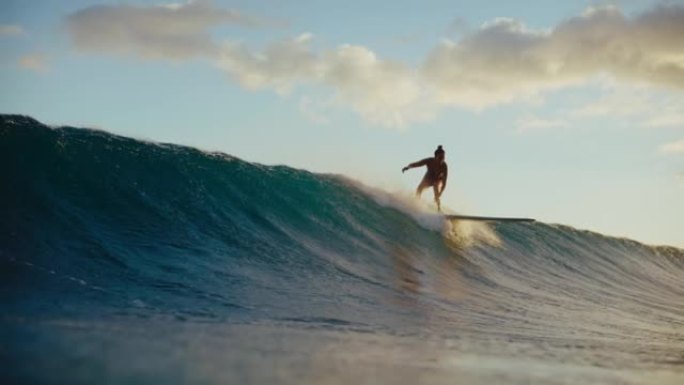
572;87;652;118
0;24;24;37
318;44;436;127
218;35;435;127
214;3;684;127
63;2;684;127
659;139;684;155
65;0;267;60
571;83;684;128
423;5;684;109
18;53;49;72
516;115;568;133
643;112;684;129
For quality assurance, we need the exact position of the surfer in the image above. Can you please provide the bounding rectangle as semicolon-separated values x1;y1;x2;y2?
402;145;448;211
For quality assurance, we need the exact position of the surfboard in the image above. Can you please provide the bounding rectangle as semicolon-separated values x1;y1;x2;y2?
444;214;535;223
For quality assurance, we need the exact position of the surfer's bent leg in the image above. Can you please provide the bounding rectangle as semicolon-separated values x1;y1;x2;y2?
416;177;432;197
432;184;441;211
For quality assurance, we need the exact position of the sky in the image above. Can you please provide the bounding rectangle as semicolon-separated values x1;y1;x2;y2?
1;0;683;247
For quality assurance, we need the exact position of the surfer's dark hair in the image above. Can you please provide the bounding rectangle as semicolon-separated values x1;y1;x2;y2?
434;145;444;156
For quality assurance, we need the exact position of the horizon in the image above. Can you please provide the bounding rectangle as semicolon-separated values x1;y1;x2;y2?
1;0;683;248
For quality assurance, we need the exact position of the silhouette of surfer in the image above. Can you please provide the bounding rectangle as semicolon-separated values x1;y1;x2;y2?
402;145;448;211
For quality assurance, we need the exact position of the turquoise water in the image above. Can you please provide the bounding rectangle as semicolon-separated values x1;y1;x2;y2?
2;115;683;384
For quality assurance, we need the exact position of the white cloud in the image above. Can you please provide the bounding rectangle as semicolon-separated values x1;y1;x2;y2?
572;85;651;118
18;53;49;72
218;36;436;127
643;113;684;129
218;34;318;93
0;24;24;37
571;83;684;128
516;115;568;133
65;0;266;60
319;44;435;127
660;139;684;154
423;5;684;109
214;3;684;127
63;2;684;127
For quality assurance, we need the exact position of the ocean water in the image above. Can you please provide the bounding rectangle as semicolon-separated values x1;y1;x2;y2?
1;115;683;385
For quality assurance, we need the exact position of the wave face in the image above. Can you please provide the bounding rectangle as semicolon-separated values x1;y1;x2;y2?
2;115;683;384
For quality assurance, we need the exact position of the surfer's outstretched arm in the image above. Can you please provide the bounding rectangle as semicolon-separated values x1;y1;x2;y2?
402;158;430;173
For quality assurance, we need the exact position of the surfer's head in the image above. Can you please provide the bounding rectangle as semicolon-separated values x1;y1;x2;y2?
434;145;445;161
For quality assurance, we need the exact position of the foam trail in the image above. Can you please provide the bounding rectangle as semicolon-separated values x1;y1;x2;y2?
340;178;500;247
